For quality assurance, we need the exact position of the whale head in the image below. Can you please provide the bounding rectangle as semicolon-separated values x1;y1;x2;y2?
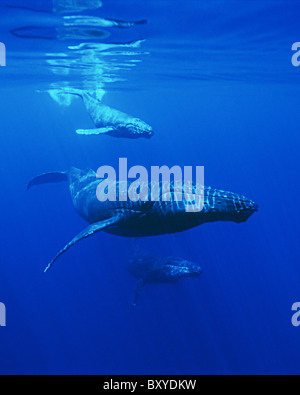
125;117;154;139
202;188;258;224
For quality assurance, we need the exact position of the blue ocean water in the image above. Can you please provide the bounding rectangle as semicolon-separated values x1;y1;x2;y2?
0;0;300;375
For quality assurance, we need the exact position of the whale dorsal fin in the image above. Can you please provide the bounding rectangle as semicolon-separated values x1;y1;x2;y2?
44;215;121;272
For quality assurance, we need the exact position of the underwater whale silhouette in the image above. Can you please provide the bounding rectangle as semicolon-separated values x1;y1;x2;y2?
128;244;203;306
71;90;154;139
28;167;258;272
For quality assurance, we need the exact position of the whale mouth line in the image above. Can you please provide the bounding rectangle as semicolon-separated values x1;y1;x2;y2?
234;207;258;223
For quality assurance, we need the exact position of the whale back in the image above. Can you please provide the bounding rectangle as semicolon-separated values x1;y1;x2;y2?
66;169;258;228
68;167;106;223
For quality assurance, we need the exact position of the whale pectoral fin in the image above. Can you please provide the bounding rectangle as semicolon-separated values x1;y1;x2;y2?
76;127;115;136
44;216;120;273
131;279;145;307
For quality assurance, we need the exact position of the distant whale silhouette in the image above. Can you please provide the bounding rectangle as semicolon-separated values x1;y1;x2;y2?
27;167;258;272
128;244;203;305
70;90;154;139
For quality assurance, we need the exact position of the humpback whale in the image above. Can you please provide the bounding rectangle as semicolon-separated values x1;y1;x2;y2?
71;91;154;139
128;245;203;305
27;167;258;272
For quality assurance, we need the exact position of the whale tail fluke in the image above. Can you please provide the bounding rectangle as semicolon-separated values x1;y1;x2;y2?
38;87;105;108
27;171;68;190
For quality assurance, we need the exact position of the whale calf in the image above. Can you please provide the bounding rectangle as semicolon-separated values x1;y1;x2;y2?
128;245;203;305
71;91;154;139
27;167;258;272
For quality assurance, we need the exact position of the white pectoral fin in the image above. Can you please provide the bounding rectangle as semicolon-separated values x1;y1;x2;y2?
76;127;115;135
44;216;121;272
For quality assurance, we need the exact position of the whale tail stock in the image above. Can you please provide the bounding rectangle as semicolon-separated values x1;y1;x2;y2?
27;171;68;190
66;88;105;103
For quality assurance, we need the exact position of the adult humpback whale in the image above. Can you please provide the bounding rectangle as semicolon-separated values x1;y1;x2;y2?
128;245;203;306
71;90;154;139
27;167;258;272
